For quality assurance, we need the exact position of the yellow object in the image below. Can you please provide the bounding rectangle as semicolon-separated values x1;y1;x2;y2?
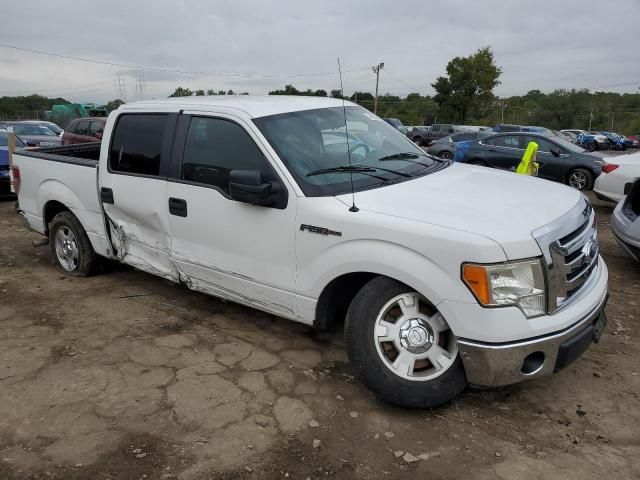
516;141;539;176
462;264;491;305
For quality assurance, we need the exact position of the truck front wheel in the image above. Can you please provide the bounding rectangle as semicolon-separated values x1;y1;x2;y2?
345;277;466;408
49;211;98;276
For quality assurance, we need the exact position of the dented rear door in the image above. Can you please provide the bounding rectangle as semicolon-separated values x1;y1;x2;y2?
99;111;179;281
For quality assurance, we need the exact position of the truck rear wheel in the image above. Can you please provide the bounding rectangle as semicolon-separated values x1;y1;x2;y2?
49;211;98;276
345;276;466;408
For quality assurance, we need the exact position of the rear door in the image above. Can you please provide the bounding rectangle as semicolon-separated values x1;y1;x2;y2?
526;135;564;182
165;112;298;319
98;111;179;280
482;134;524;170
74;120;91;144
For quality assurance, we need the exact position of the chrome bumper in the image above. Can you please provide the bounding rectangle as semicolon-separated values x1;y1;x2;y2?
457;293;608;387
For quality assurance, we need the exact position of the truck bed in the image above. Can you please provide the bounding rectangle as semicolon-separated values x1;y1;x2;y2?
13;142;110;256
17;142;101;167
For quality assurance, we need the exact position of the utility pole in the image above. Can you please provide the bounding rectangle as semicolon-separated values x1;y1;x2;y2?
372;62;384;115
114;75;127;102
611;111;615;130
135;73;146;101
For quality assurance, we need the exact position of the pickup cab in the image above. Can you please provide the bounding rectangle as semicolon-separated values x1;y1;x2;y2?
12;96;609;408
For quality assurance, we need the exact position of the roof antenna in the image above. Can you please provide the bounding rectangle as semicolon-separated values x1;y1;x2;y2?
338;57;359;213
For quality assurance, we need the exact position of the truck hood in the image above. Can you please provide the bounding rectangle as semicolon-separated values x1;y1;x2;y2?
336;163;582;260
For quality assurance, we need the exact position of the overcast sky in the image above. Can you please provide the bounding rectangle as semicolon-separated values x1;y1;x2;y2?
0;0;638;103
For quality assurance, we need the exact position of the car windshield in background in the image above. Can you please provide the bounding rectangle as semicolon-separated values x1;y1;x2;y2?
552;136;586;153
12;124;58;136
0;130;26;148
254;106;442;196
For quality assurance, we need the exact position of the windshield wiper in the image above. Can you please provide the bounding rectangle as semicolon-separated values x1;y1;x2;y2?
377;152;435;167
306;165;378;177
306;164;412;179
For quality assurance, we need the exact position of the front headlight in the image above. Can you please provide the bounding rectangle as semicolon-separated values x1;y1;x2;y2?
462;259;547;318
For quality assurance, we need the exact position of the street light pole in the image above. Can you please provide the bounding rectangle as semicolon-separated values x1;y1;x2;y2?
372;62;384;115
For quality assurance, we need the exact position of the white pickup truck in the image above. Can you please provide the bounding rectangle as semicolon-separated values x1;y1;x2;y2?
12;96;608;407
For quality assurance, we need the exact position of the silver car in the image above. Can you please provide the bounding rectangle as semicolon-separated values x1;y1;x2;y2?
611;178;640;261
4;122;62;147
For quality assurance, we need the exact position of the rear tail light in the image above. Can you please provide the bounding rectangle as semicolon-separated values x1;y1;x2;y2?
11;165;21;194
602;163;619;174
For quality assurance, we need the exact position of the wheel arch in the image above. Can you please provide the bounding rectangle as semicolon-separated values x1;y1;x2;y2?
43;200;72;235
307;241;465;331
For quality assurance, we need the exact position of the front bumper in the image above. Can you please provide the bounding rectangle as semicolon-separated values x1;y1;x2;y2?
457;288;608;387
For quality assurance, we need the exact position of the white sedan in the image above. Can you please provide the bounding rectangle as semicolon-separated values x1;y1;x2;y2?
594;152;640;202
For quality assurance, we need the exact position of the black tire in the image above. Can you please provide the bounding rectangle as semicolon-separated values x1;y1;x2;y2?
413;137;423;147
345;276;466;408
49;211;98;276
438;151;454;160
567;168;595;191
585;142;596;152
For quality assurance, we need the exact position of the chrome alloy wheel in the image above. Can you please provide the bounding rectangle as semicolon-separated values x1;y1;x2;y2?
569;171;588;190
54;226;79;272
374;292;458;381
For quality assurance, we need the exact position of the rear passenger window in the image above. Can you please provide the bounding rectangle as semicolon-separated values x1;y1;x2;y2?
109;114;167;176
181;117;267;193
77;121;90;136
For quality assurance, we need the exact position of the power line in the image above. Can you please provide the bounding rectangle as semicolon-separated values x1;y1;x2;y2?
382;69;422;94
0;42;370;79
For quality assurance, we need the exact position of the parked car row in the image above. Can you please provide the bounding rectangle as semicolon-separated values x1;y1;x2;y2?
426;130;604;191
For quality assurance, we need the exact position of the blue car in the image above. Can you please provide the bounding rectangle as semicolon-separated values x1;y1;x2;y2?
0;129;26;196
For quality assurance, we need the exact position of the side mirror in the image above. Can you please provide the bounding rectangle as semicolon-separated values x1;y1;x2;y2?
95;132;103;140
229;170;280;206
26;140;38;148
448;129;454;134
550;147;561;157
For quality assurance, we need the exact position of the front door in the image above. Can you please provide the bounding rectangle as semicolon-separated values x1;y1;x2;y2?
483;134;524;170
165;112;298;319
99;112;179;281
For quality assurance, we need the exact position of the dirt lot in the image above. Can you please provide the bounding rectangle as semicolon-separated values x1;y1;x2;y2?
0;197;639;480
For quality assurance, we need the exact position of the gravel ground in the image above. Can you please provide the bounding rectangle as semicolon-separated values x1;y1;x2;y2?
0;196;638;480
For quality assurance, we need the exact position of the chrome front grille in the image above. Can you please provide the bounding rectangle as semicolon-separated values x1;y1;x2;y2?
533;197;599;313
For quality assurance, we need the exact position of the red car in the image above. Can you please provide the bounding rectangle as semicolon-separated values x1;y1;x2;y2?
62;117;106;145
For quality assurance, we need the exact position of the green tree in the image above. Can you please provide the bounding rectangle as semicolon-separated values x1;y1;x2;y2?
169;87;193;98
206;89;217;96
330;89;343;99
195;89;205;96
218;90;226;95
105;99;125;112
432;47;502;123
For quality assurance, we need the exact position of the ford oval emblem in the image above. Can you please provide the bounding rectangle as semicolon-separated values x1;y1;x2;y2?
581;240;597;265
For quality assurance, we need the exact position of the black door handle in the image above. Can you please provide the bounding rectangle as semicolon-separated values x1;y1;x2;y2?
169;197;187;217
100;187;114;204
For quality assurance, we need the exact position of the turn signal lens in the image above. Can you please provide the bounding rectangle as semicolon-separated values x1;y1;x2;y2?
602;163;619;174
462;264;491;304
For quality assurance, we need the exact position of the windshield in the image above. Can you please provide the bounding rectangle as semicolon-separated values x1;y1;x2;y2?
553;136;586;153
12;124;58;136
0;130;26;147
254;106;442;196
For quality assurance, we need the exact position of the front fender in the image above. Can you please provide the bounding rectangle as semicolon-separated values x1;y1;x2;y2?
296;239;479;332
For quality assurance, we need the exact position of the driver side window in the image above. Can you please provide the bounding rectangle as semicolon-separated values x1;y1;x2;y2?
181;117;268;194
